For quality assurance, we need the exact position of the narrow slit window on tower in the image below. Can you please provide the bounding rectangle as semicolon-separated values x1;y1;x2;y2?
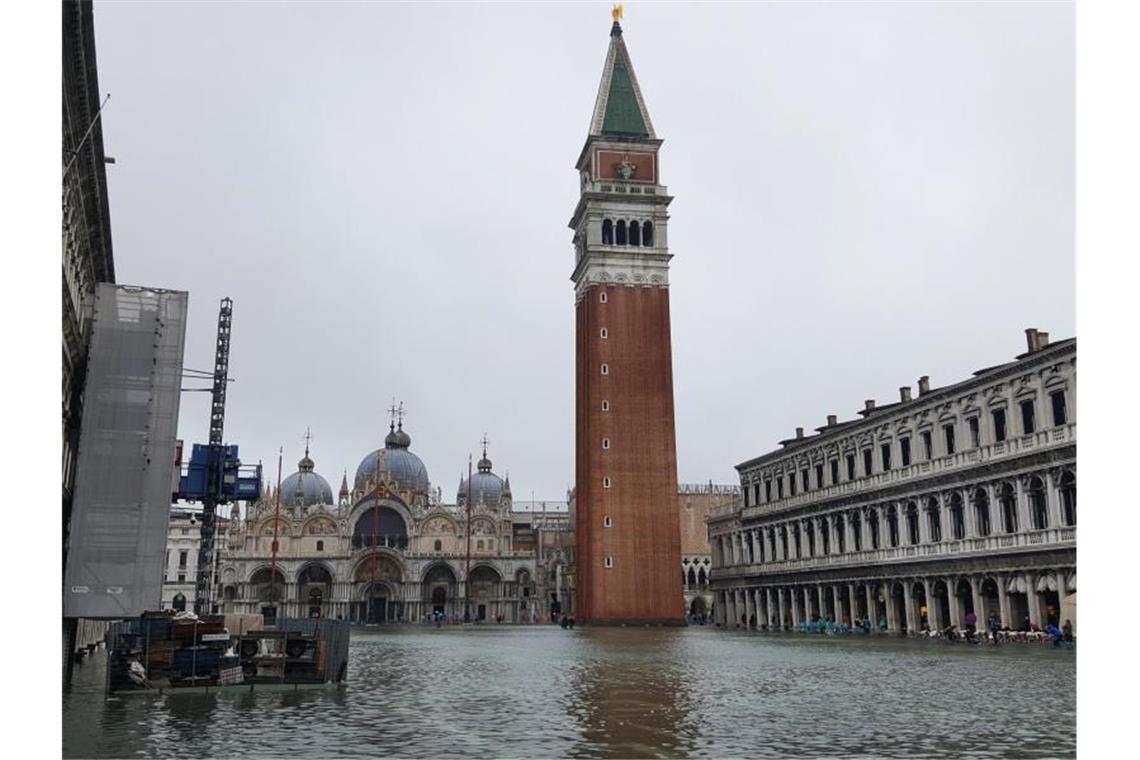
602;218;613;245
1051;390;1067;426
600;364;608;376
642;221;654;246
601;400;609;411
603;476;611;489
599;291;607;303
604;556;613;568
615;220;628;245
993;408;1007;441
629;220;641;246
603;515;612;528
602;438;610;450
600;327;608;339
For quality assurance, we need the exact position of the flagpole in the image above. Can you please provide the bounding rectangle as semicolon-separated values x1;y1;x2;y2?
465;453;473;623
270;446;283;616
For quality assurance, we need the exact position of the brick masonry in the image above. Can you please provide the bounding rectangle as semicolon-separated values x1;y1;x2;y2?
575;284;684;623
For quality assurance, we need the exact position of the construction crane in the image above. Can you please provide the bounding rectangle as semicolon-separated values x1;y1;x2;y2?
174;298;260;615
194;297;232;615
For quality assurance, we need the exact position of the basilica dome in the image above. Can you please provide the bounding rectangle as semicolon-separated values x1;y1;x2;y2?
458;451;509;507
355;422;430;495
280;453;334;507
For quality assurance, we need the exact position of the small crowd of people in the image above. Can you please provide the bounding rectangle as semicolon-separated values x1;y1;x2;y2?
729;611;1075;647
931;615;1074;647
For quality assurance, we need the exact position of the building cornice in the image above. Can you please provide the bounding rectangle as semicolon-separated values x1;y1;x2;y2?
735;339;1076;473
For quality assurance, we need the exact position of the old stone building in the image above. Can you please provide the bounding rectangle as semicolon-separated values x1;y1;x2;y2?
216;420;571;623
709;330;1076;634
63;0;116;571
679;484;739;620
161;508;230;612
571;11;683;624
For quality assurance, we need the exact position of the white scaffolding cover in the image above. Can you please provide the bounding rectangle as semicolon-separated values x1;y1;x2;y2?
64;284;188;618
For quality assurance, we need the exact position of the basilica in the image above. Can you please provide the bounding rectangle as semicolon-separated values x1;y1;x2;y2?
215;418;573;624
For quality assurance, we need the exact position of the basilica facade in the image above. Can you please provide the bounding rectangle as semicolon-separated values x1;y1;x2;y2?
709;329;1076;634
216;420;572;624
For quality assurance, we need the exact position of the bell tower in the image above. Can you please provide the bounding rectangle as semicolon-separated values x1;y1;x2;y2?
569;9;683;625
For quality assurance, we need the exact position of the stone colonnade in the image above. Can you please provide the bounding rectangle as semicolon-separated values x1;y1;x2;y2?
715;567;1074;633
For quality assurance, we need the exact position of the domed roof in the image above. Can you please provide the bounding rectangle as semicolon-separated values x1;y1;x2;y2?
458;449;509;507
355;422;430;495
280;451;334;507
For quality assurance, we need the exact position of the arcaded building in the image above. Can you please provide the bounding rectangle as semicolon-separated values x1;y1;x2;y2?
216;421;570;623
708;330;1076;633
571;13;683;624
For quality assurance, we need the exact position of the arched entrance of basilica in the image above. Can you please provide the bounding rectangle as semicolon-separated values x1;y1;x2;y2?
468;565;502;622
298;564;334;619
361;582;401;624
353;555;402;623
423;563;458;619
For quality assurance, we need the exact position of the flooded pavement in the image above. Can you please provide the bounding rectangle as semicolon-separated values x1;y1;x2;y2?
63;625;1075;758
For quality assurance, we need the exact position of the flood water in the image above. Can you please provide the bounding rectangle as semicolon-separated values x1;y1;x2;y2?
63;626;1075;758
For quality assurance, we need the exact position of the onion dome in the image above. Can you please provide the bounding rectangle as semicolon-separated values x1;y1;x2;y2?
280;447;334;507
355;421;430;495
458;446;507;507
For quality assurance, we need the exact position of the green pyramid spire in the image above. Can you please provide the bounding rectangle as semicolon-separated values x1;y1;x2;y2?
602;45;649;136
589;20;656;139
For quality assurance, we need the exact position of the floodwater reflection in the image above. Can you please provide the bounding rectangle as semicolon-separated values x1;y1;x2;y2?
63;626;1075;759
565;629;697;758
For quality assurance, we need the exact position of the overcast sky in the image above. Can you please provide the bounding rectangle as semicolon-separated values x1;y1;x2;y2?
93;1;1074;502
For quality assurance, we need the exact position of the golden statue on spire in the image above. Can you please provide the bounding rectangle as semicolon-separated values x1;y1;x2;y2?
612;4;623;23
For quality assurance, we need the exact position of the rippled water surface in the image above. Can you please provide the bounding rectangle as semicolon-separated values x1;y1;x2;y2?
63;626;1075;758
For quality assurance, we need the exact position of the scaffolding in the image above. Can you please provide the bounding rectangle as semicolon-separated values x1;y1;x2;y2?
64;284;188;619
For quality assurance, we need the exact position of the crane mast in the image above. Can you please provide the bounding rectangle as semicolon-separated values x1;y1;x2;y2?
194;297;232;615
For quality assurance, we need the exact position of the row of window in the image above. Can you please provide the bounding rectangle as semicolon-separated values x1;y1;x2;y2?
685;566;710;587
720;472;1076;566
601;219;655;247
743;390;1070;507
427;539;496;552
